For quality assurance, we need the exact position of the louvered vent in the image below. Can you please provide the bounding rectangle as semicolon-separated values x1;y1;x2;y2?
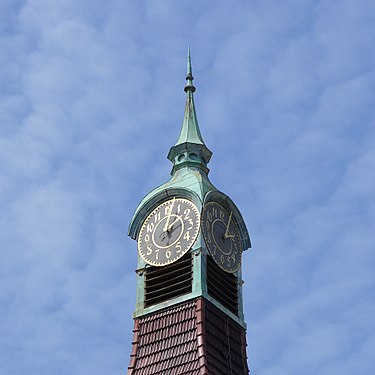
207;255;239;315
144;252;193;307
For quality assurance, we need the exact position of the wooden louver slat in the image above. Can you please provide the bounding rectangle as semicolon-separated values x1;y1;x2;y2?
144;252;193;307
206;256;239;315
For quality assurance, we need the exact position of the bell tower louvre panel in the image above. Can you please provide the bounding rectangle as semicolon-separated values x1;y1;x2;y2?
127;297;249;375
144;251;193;308
206;255;239;316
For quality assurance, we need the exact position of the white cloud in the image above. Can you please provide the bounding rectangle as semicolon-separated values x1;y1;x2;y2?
1;0;374;374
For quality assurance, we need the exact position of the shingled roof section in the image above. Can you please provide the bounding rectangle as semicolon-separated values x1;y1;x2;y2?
127;300;204;374
127;298;249;375
205;300;249;374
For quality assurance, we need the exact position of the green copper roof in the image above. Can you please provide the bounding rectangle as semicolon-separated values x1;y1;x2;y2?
175;48;205;146
128;50;251;327
129;50;250;250
167;49;212;174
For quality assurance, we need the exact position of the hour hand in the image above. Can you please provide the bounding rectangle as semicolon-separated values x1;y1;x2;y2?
168;216;182;231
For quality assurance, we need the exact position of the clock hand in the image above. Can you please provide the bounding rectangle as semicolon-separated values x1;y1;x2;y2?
163;197;176;232
159;223;182;245
159;221;182;243
159;231;169;240
169;222;182;233
168;215;182;231
224;211;233;238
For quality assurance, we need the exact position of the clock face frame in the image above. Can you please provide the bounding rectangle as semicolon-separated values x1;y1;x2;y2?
202;202;242;273
138;198;200;267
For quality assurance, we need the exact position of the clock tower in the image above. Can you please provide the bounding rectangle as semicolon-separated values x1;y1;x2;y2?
127;50;251;374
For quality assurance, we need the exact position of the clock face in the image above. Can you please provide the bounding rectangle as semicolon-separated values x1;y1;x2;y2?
202;202;242;273
138;198;200;266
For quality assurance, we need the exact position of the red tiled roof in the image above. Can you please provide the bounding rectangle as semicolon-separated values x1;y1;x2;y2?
127;298;249;375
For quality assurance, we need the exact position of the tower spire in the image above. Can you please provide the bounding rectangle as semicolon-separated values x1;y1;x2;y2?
167;49;212;174
185;46;195;92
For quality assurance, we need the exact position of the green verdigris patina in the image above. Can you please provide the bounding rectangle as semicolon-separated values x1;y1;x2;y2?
128;48;214;240
128;50;250;325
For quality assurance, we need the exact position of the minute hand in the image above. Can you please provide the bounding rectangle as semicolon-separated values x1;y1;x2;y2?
224;211;234;238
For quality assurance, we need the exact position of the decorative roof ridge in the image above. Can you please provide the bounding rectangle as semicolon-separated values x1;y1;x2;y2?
127;320;139;375
196;298;209;375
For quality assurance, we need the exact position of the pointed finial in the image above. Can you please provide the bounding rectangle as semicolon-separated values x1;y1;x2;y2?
167;48;212;175
185;47;195;92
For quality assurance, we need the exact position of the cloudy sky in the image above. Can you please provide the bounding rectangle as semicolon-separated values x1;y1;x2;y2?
1;0;374;374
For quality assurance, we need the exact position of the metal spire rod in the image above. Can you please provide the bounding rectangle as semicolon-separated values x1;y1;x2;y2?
185;47;196;92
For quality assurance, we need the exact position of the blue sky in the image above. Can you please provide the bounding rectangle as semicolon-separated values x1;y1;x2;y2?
1;0;374;374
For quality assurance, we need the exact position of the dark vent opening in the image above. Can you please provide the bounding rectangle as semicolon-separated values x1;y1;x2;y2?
207;255;239;315
145;252;193;307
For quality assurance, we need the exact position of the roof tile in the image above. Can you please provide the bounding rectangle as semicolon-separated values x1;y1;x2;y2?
127;298;249;374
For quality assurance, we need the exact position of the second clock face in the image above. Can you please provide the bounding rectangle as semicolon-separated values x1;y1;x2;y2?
138;198;200;266
202;202;242;273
